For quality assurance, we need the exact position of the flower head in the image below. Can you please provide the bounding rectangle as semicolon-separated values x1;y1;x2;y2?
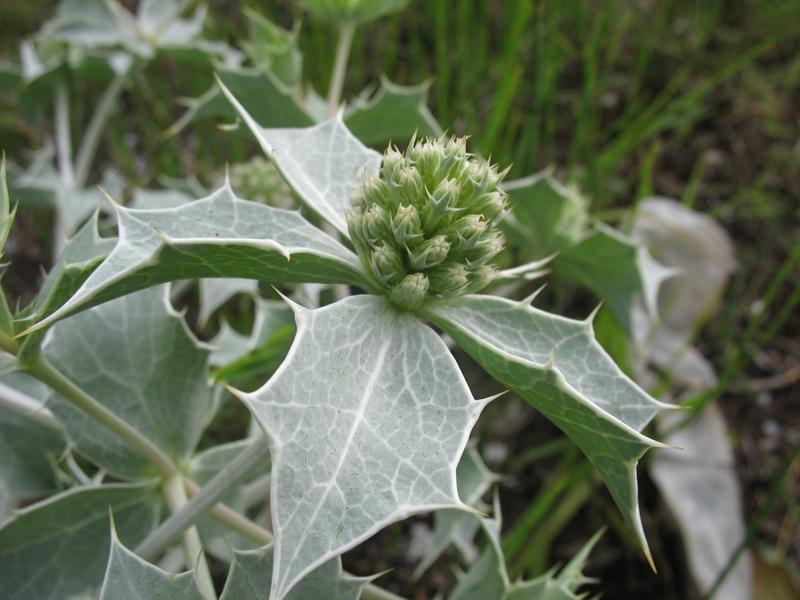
348;136;509;309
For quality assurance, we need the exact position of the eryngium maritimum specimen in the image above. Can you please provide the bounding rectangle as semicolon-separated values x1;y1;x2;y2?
347;136;509;310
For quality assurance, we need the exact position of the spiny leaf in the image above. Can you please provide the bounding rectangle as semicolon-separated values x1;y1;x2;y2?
19;212;115;356
425;294;669;561
169;66;313;138
99;518;204;600
219;80;382;237
198;278;259;327
0;482;161;600
220;543;371;600
43;287;212;479
412;443;499;579
503;171;673;334
556;224;674;332
0;373;67;512
24;184;368;335
451;498;602;600
344;78;443;146
235;295;487;599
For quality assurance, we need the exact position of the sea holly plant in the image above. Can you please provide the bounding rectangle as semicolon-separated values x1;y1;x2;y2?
0;70;670;597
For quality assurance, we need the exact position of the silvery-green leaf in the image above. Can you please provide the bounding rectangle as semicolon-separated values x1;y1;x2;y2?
451;500;600;600
131;188;194;209
425;294;669;561
413;443;498;579
220;544;370;600
241;9;303;89
58;169;124;234
220;81;381;237
344;78;443;146
0;373;66;505
236;295;486;599
41;0;150;57
209;323;252;368
19;212;116;357
503;172;673;334
210;298;295;380
503;171;588;257
99;521;204;600
169;67;313;138
25;184;369;334
301;0;408;25
199;278;258;327
0;482;161;600
43;287;212;479
556;224;674;333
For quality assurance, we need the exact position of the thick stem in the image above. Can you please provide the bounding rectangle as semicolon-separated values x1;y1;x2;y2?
137;436;271;561
326;23;355;117
163;473;217;600
54;80;75;188
0;379;62;430
74;66;130;188
24;355;176;478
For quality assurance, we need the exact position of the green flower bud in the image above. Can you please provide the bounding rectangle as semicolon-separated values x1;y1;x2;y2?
392;204;422;245
452;214;488;245
470;190;507;222
369;243;404;285
389;273;429;309
427;262;469;297
363;203;390;242
466;265;499;293
394;166;425;205
380;147;405;182
465;230;506;266
346;135;509;309
408;235;450;270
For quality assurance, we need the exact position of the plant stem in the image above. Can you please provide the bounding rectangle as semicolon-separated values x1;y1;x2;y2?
74;65;131;188
163;473;217;600
0;379;62;430
137;436;271;561
24;355;177;479
17;353;407;599
326;23;355;117
54;80;75;188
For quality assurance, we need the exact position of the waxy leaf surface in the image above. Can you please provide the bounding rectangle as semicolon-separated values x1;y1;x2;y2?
99;526;204;600
451;502;600;600
27;185;367;333
426;295;668;558
44;287;211;479
0;373;66;511
413;443;497;578
239;295;485;599
0;482;161;600
504;172;671;333
220;81;381;237
344;78;442;146
220;544;369;600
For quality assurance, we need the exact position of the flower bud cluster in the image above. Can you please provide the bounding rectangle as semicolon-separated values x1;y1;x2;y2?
229;157;294;209
347;136;509;310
